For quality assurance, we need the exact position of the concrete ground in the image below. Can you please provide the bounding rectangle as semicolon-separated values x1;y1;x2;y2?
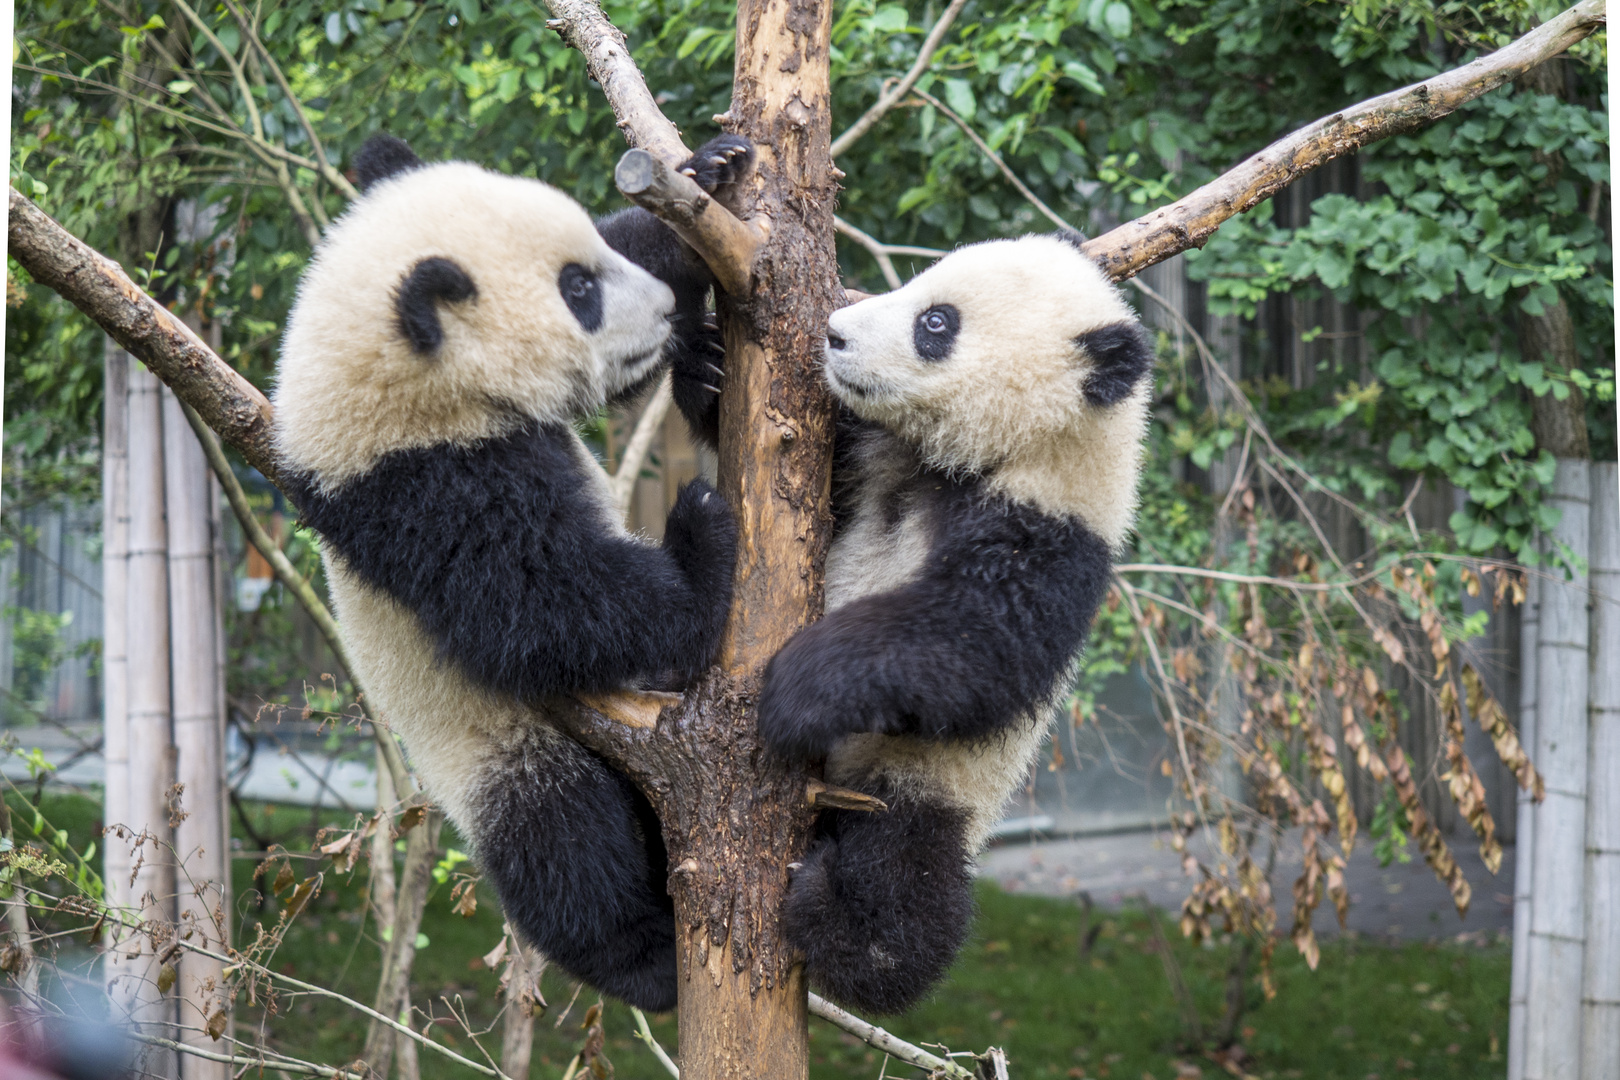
979;827;1515;943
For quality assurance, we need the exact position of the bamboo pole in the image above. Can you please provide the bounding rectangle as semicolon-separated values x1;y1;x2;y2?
1582;461;1619;1080
163;379;229;1080
1509;565;1540;1080
119;360;178;1074
1524;458;1591;1080
101;344;132;919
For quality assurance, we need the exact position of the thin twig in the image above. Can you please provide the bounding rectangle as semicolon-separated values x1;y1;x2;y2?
220;0;358;200
610;372;673;516
830;0;970;157
128;1033;361;1078
629;1007;679;1077
833;216;902;290
908;86;1075;235
807;993;975;1080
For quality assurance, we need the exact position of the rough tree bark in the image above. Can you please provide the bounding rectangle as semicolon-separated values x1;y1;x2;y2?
5;5;1605;1077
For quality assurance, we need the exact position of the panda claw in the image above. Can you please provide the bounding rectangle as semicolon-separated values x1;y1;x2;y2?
701;383;722;395
705;362;726;378
708;155;728;165
680;167;698;178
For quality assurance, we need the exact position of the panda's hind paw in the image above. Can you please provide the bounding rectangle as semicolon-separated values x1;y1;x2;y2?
677;135;755;193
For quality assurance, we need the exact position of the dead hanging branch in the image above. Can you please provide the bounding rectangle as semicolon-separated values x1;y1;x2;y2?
7;187;280;484
1080;0;1605;281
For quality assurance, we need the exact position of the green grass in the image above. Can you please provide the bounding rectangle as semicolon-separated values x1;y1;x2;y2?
5;792;1510;1079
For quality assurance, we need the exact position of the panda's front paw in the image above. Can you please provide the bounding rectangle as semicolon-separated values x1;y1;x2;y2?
677;135;755;193
664;479;738;573
757;641;868;761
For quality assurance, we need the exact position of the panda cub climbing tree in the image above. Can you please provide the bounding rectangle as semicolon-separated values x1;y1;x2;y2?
272;132;751;1012
667;155;1155;1013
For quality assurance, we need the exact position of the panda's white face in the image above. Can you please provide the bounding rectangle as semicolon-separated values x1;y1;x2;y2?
275;162;675;487
824;235;1150;547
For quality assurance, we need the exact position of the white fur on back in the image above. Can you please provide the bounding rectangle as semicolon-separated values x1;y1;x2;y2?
274;162;674;487
824;235;1150;548
327;558;575;833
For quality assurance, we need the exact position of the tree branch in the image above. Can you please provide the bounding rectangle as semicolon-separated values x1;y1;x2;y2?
806;994;975;1080
829;0;970;158
615;149;765;296
1080;0;1606;281
832;216;949;289
542;0;689;163
8;187;279;484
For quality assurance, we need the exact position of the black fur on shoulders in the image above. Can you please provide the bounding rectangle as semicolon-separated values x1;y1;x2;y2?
352;133;424;193
395;256;477;354
286;421;737;699
758;477;1111;760
1078;321;1154;406
474;730;677;1011
785;776;974;1014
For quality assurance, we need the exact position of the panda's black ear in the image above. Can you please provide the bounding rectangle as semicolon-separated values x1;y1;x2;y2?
1050;227;1088;250
395;257;477;354
1077;321;1153;406
353;134;424;194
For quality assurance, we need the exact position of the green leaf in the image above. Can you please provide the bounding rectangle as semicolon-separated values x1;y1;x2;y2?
943;78;976;123
1103;1;1132;38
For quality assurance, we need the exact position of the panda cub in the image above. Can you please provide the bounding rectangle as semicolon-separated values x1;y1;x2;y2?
673;231;1153;1013
273;134;747;1011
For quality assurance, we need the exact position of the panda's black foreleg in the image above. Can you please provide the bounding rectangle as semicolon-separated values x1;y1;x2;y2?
474;733;678;1012
786;782;976;1015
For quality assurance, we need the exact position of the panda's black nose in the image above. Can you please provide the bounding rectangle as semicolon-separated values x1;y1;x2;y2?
826;332;847;351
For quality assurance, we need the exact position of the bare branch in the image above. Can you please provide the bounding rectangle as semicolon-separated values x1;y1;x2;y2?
609;371;673;516
805;779;889;813
8;187;279;483
615;149;765;296
1081;0;1606;280
807;994;976;1080
220;0;359;200
832;216;901;290
629;1007;680;1078
542;0;688;163
909;86;1074;234
128;1033;359;1078
829;0;970;157
176;400;415;799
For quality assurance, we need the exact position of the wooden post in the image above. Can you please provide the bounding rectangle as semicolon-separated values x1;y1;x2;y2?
102;344;132;918
1524;458;1591;1080
1582;461;1619;1080
163;380;228;1080
1509;566;1540;1080
119;360;177;1074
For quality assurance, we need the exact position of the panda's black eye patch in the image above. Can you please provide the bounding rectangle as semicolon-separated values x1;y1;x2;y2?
559;263;603;333
395;256;477;355
913;304;960;362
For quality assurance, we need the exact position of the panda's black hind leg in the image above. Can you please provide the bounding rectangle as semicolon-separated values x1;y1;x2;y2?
475;734;678;1011
786;783;976;1015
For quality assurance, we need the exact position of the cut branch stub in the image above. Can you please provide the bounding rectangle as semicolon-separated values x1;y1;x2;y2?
615;149;765;296
1081;0;1605;282
8;187;280;484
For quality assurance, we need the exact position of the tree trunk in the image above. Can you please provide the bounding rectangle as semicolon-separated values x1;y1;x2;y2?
1581;461;1619;1080
162;373;228;1080
499;935;545;1079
